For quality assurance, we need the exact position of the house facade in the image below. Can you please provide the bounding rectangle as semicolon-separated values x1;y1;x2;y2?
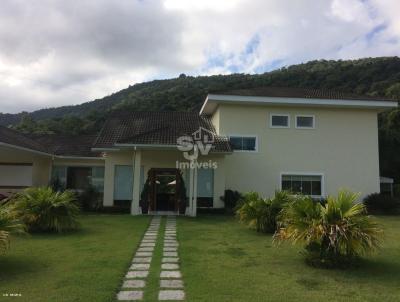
0;87;397;216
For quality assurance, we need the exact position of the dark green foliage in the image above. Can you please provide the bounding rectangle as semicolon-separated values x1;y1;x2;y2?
363;193;400;214
275;190;383;268
78;185;103;212
236;191;291;233
177;172;187;214
139;177;151;214
221;189;242;214
11;187;80;233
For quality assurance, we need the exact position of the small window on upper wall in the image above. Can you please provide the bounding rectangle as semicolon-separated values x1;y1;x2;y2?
296;115;315;129
229;136;257;152
270;114;290;128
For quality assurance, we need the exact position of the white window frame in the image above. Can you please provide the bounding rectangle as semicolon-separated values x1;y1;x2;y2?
279;172;325;198
228;134;259;153
270;113;290;128
295;115;315;129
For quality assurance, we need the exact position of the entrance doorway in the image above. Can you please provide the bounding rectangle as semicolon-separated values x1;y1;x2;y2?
148;168;181;212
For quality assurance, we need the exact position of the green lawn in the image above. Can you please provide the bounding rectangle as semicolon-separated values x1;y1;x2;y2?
178;215;400;302
1;214;399;302
0;214;150;302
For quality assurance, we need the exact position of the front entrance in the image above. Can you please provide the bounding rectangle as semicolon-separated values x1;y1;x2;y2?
148;168;181;212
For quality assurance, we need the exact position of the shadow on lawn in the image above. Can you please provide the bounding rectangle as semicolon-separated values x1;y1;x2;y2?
0;255;45;281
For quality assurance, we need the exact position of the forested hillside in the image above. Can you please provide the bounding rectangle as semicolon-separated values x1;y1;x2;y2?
0;57;399;181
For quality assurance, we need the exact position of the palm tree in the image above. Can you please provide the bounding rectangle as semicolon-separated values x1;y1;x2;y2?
11;187;80;233
0;205;25;254
274;190;382;267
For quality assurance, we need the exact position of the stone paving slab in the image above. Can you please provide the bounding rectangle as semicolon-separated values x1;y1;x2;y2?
162;257;179;263
160;279;184;288
126;270;149;278
141;239;156;243
158;290;185;300
161;263;179;270
117;290;143;301
136;252;152;257
132;257;152;263
160;271;182;278
137;247;154;252
163;247;177;252
140;242;155;247
164;242;178;247
130;263;150;270
122;280;146;288
164;240;178;243
163;252;178;257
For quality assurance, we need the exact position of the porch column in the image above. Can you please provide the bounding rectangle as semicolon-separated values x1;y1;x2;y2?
131;150;142;215
187;165;194;216
192;162;198;217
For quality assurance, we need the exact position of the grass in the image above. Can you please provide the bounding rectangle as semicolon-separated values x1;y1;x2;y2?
1;214;400;301
0;214;150;302
178;215;400;302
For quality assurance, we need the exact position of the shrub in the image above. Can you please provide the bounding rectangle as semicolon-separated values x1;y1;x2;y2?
11;187;80;233
78;185;102;211
221;189;242;214
275;190;383;268
0;205;25;254
236;191;291;233
363;193;400;214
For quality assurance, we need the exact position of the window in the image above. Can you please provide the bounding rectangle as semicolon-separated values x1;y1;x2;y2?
270;114;290;128
229;136;257;151
296;115;315;129
281;174;322;196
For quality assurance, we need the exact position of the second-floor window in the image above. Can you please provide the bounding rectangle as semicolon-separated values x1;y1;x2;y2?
229;136;257;152
270;114;290;128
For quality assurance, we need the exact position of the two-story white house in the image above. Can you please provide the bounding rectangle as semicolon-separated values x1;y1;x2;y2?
0;87;397;216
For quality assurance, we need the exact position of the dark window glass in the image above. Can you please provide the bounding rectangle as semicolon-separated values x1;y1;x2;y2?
311;180;321;196
229;137;242;150
67;167;91;190
242;137;256;151
271;115;289;127
281;174;322;196
229;136;257;151
296;116;314;128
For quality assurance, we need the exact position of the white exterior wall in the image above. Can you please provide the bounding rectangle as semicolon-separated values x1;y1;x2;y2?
214;104;381;199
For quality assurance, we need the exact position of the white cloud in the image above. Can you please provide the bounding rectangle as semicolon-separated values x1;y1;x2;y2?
0;0;399;114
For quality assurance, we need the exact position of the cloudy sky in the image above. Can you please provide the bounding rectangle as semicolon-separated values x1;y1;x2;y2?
0;0;399;113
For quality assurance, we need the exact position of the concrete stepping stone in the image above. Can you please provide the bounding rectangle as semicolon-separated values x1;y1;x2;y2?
132;257;152;263
161;263;179;270
160;271;182;278
160;279;184;289
164;237;176;241
122;280;146;288
130;263;150;270
164;243;178;247
163;252;178;257
126;270;149;278
164;240;177;243
138;247;154;252
141;240;156;243
163;247;177;252
140;243;155;247
162;257;179;263
135;252;152;257
158;290;185;300
117;290;143;301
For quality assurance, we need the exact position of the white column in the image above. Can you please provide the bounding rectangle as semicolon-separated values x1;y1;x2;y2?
187;165;194;216
192;162;198;217
131;149;142;215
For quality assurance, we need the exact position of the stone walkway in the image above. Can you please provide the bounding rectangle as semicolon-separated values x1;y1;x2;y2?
158;216;185;301
117;216;161;301
117;216;185;301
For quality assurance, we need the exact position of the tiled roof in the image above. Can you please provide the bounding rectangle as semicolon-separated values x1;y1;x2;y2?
212;86;396;101
94;111;231;153
0;126;50;154
31;134;101;157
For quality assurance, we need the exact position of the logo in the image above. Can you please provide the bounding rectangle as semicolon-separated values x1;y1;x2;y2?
176;127;218;169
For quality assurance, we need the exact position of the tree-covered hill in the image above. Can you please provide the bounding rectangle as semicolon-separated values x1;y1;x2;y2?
1;56;400;130
1;57;400;181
